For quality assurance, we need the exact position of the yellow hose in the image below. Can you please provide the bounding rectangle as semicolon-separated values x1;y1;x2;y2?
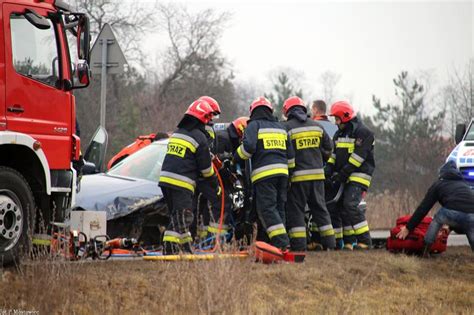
143;253;248;261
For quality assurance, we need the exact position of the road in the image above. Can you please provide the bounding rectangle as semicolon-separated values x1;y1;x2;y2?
371;230;470;247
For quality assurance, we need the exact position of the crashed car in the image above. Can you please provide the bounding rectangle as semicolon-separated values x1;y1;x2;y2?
75;134;169;244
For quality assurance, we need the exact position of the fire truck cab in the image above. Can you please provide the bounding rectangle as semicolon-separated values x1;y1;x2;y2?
0;0;90;265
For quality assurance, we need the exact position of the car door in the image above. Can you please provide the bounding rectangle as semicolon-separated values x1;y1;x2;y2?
83;126;108;174
3;3;72;169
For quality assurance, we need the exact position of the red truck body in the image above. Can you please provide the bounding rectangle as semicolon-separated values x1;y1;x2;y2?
0;0;90;265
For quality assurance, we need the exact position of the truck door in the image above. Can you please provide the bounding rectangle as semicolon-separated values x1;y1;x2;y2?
3;3;72;169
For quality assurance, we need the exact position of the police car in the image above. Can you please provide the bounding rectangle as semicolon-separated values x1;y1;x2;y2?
447;119;474;188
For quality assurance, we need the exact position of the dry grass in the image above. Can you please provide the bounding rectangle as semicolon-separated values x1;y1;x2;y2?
1;247;473;314
366;190;421;229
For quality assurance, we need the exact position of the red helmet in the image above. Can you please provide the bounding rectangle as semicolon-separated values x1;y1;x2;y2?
330;101;355;123
185;100;214;124
232;116;250;138
282;96;305;117
249;97;273;114
198;96;221;115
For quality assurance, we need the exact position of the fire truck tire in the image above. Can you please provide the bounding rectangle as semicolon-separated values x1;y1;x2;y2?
0;166;35;267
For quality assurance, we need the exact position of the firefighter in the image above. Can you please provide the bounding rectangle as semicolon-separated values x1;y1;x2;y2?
282;96;335;251
325;101;375;250
234;97;294;250
159;99;219;255
214;117;251;244
193;96;225;242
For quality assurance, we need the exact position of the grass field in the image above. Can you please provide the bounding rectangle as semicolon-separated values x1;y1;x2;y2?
1;247;472;314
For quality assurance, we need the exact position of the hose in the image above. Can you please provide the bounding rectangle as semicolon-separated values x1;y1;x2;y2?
211;161;226;252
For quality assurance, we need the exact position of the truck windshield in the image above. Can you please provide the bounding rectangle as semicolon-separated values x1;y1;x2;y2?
465;122;474;141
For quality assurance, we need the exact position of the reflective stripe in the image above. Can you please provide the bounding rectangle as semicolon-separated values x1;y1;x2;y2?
348;153;364;167
288;158;296;169
258;130;287;150
328;153;336;164
351;153;365;163
181;232;193;244
336;137;355;143
336;142;355;149
163;230;182;244
205;125;215;139
291;168;325;182
170;134;198;153
343;226;354;236
251;163;288;182
160;171;196;192
267;223;287;239
288;126;323;137
208;223;229;234
201;165;215;178
353;221;369;235
334;228;343;239
310;225;319;232
348;157;361;167
258;128;287;135
290;130;323;140
319;224;335;237
349;172;372;187
172;133;200;149
198;226;209;238
237;145;252;160
289;227;306;239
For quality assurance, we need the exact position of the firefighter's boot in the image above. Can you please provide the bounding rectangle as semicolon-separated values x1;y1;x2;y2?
163;242;180;255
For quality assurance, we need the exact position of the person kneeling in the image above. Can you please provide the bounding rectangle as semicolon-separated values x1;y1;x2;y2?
396;160;474;254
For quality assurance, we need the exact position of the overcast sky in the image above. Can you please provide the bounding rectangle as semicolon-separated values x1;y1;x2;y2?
146;0;473;114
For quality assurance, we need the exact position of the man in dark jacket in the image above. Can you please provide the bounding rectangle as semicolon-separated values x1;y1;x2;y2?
282;96;336;251
397;160;474;251
234;97;294;250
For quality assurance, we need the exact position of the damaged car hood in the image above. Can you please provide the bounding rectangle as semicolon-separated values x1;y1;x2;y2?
75;173;165;220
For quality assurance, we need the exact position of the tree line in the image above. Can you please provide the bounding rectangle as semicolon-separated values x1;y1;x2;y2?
72;1;473;201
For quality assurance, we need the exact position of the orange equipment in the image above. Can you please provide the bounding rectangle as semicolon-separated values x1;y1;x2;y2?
254;241;306;264
107;133;157;169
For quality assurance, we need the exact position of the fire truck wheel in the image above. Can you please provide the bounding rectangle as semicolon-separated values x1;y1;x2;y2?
0;166;35;267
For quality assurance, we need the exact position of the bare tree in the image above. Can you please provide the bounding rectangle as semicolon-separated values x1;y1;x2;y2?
155;4;230;103
442;59;474;135
319;70;341;105
72;0;159;65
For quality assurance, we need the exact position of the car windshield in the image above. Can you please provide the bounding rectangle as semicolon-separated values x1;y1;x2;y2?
465;121;474;141
107;141;168;182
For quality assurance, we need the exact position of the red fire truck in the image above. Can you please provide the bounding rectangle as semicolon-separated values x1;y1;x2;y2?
0;0;90;265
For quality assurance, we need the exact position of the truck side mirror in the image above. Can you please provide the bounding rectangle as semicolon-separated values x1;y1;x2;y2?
76;61;90;86
24;9;50;30
455;123;466;144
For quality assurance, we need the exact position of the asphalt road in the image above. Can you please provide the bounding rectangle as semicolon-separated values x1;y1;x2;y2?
371;230;470;247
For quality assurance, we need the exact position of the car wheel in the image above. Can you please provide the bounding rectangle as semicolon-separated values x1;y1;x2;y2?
0;167;35;266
